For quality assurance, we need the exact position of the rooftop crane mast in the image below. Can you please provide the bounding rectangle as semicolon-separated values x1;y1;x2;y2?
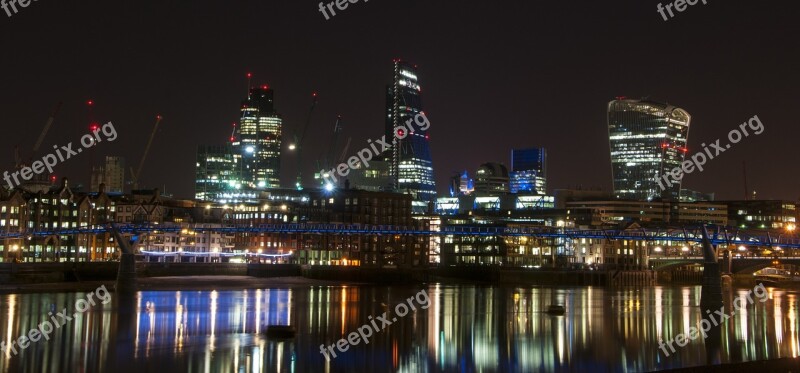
292;93;318;190
130;115;163;190
11;102;62;190
324;115;343;170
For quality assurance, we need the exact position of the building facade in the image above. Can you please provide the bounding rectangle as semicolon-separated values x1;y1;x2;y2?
510;147;547;195
232;86;283;190
195;144;236;201
608;98;691;201
385;60;436;211
90;156;126;193
474;163;509;196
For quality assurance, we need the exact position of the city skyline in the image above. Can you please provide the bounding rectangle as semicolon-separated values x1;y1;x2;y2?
0;1;797;201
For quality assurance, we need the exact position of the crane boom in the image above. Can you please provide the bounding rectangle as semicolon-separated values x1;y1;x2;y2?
294;93;318;189
31;102;62;157
132;115;163;189
324;115;342;170
337;137;352;164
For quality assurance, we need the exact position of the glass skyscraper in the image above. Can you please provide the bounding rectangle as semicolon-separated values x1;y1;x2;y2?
195;144;235;201
607;98;691;201
232;86;283;190
510;147;547;195
195;86;283;203
385;60;436;211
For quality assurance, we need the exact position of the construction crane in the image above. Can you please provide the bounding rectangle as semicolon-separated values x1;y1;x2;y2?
31;102;62;162
323;115;343;170
291;93;318;190
130;115;163;190
10;102;62;190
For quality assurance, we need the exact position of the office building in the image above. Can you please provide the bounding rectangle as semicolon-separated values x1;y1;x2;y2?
607;98;691;201
510;147;546;195
385;60;436;211
90;156;126;193
195;145;236;201
232;86;283;190
474;162;509;196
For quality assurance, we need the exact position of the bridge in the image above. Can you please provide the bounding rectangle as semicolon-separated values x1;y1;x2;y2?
649;256;800;274
3;223;800;248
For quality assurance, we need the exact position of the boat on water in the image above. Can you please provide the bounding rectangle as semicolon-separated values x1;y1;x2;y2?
265;325;297;339
754;274;800;288
754;268;800;288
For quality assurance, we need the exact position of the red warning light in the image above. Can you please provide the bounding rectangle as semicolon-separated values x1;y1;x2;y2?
86;100;94;106
50;175;56;182
156;115;163;120
246;72;252;78
89;123;99;131
312;92;317;97
261;85;268;90
230;136;235;142
397;129;405;137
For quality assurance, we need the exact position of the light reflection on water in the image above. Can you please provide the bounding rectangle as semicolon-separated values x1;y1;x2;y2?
0;285;797;372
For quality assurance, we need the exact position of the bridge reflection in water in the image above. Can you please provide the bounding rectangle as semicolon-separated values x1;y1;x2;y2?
0;285;797;372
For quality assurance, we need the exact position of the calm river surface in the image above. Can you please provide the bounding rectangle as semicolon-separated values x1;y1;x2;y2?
0;284;797;372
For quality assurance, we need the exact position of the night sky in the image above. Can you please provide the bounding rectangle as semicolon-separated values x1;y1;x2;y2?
1;0;797;200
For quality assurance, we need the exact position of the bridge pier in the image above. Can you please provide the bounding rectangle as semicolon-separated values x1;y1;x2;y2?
722;249;732;274
110;224;138;295
116;253;137;294
700;226;724;308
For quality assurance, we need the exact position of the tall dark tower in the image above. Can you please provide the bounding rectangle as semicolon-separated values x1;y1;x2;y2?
385;60;436;212
232;86;283;190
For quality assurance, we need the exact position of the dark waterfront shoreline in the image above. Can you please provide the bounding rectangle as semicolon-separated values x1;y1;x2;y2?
652;356;800;372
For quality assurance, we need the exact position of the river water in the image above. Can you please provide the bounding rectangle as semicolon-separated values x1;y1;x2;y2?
0;284;796;372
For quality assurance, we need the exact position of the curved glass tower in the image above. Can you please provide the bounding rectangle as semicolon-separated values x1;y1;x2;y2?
607;98;691;201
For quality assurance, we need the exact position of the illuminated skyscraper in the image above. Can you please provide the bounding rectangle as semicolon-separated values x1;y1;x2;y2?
386;60;436;211
195;145;235;201
510;147;546;195
607;98;691;201
232;86;283;190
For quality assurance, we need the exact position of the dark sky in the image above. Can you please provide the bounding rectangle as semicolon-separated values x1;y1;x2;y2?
1;0;798;200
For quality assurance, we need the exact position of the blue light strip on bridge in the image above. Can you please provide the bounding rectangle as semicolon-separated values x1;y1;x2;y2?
5;224;800;249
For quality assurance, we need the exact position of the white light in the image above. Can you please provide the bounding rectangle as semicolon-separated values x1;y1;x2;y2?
246;146;255;153
288;144;296;150
654;247;662;252
681;246;689;252
257;181;266;188
324;183;334;192
738;246;747;252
